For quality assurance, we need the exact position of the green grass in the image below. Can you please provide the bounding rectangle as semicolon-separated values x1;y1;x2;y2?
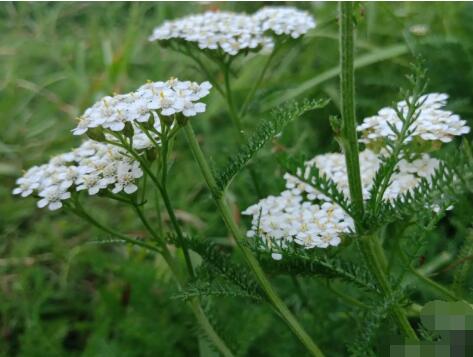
1;2;473;356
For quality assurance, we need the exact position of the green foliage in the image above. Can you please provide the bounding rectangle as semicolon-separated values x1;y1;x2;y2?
2;2;473;356
452;230;473;297
215;98;329;192
284;155;352;214
365;64;428;219
171;235;263;300
258;248;379;293
173;279;263;302
348;290;404;357
368;141;473;231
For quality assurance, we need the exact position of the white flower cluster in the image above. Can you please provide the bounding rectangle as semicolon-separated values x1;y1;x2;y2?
243;150;443;258
73;79;211;137
13;140;143;210
285;150;441;201
358;93;470;145
253;6;316;39
243;192;354;257
148;7;315;56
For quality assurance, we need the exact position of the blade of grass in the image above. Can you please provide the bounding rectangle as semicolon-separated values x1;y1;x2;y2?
263;44;408;110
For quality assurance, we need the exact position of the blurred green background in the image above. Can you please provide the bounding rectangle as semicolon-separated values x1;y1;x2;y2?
1;2;473;356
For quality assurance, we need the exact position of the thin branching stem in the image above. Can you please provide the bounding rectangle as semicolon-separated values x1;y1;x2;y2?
66;202;162;254
339;2;418;340
397;243;458;301
239;48;278;118
115;134;195;278
70;198;234;356
223;63;244;136
182;121;325;357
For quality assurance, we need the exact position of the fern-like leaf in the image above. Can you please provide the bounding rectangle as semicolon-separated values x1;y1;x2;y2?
366;142;473;230
170;235;263;299
258;247;379;293
173;280;263;302
284;155;352;215
215;98;329;191
452;230;473;297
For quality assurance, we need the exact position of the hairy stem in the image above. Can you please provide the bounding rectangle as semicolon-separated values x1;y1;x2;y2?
339;2;364;221
182;121;325;357
339;2;418;340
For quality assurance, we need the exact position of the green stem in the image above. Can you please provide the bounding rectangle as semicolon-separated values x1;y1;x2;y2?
160;185;195;278
359;235;419;340
325;281;369;309
116;136;195;278
188;301;234;357
182;122;324;357
339;2;364;221
239;49;277;119
133;206;234;357
339;2;418;340
72;204;233;357
69;205;162;254
161;132;195;278
223;64;244;136
397;243;458;301
221;65;263;197
183;47;225;96
411;268;458;301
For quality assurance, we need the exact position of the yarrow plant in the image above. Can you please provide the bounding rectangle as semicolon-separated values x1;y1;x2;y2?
12;3;473;356
243;92;470;259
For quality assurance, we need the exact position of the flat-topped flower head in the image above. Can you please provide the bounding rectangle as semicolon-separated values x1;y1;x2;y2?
149;11;271;56
72;79;211;141
253;6;316;38
13;140;144;210
244;149;444;259
286;150;441;202
242;190;354;254
148;7;315;56
357;93;470;149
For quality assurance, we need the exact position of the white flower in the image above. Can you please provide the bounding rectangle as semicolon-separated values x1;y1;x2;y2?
76;173;108;195
12;166;42;197
242;189;354;257
244;148;448;258
409;24;429;36
253;7;316;39
148;7;315;56
13;140;146;210
357;93;470;147
72;79;211;140
112;161;143;194
37;186;71;211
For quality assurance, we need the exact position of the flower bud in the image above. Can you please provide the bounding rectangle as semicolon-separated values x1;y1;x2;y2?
123;121;134;138
86;127;106;142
